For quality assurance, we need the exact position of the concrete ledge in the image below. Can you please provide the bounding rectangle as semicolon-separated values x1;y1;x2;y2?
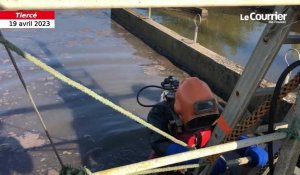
112;8;244;100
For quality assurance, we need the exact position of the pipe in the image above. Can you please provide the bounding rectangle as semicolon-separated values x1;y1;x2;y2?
255;122;288;133
226;156;251;167
133;156;251;175
0;0;300;10
94;132;287;175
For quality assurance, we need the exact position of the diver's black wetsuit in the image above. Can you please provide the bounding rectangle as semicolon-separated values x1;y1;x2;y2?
146;101;244;175
147;101;175;157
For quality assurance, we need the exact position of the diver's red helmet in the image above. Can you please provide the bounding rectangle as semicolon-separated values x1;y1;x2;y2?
174;77;220;131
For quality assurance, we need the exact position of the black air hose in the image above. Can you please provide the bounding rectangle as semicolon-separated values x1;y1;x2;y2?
268;60;300;175
136;85;175;107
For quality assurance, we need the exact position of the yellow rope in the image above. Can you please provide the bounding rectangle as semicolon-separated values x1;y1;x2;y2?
0;36;188;148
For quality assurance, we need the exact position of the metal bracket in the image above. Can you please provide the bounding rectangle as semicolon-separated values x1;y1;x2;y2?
193;14;201;43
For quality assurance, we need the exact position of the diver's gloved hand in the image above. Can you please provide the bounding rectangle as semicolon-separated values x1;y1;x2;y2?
237;135;268;168
210;157;227;175
166;143;189;155
166;143;199;164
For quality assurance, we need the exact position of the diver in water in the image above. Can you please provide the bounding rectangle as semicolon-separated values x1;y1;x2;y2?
146;77;268;175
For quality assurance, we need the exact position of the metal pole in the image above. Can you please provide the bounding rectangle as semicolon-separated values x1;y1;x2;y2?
133;156;251;175
93;132;287;175
193;14;201;43
1;0;300;10
148;8;152;19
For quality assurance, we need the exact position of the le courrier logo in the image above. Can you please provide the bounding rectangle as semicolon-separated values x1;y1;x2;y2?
240;12;287;23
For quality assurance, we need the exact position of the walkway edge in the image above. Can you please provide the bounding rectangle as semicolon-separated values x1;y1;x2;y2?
111;8;243;100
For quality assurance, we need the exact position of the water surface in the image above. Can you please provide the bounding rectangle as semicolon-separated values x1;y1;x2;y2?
136;8;300;82
0;10;188;174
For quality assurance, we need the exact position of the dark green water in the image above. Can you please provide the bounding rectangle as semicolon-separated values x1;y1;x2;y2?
136;8;300;82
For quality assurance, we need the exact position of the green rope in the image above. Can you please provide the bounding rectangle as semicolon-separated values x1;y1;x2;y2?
60;165;92;175
278;117;300;141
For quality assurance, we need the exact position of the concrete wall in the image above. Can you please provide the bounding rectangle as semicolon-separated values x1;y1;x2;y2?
111;9;244;100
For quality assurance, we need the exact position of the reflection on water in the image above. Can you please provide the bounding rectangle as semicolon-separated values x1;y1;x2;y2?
136;8;300;82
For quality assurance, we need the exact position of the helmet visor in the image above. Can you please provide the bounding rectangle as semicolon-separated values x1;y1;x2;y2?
185;99;220;131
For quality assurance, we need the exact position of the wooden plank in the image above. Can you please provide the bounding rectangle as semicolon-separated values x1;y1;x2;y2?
255;122;288;133
1;0;300;10
195;6;298;175
253;87;274;97
284;35;300;44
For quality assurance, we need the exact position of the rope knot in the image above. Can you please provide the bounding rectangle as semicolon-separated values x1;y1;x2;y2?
278;118;300;141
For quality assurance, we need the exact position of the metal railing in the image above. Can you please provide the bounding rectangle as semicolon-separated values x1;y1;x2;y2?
1;0;299;10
